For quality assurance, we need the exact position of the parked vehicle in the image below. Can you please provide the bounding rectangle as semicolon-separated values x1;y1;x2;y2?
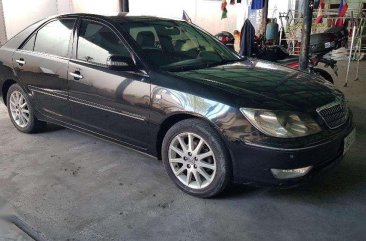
274;26;348;83
218;26;348;83
0;14;355;197
214;31;235;51
273;49;337;83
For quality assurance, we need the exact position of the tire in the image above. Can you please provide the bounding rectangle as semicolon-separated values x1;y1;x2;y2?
162;119;231;198
313;68;334;83
6;84;46;133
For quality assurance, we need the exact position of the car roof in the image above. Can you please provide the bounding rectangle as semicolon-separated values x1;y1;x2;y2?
1;13;184;50
55;13;181;23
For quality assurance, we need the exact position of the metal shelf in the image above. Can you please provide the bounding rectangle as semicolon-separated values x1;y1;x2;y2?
277;7;366;86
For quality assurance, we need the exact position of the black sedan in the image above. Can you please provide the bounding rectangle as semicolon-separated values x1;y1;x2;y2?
0;14;355;197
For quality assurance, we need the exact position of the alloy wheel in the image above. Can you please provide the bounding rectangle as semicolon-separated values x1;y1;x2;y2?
9;90;30;128
168;132;217;189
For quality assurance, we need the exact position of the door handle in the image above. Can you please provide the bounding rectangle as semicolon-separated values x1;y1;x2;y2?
70;71;83;80
16;59;26;66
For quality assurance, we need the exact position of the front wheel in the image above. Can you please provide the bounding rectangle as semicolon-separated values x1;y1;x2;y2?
313;68;334;83
6;84;46;133
162;119;231;198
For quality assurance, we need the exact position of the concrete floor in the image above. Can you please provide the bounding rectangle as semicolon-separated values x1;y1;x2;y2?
0;61;365;241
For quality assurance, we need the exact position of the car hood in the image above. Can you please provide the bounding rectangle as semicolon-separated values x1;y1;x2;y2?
169;60;341;112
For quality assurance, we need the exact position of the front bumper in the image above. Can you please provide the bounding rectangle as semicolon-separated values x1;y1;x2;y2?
228;120;354;187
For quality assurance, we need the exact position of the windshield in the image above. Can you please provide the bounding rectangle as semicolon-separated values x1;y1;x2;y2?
118;20;240;71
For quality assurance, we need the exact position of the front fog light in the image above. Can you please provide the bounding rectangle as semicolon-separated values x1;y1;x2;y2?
271;166;312;179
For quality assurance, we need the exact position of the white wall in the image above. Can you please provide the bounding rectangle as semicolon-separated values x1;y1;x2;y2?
0;0;259;40
72;0;120;15
236;2;249;33
195;0;241;34
57;0;72;15
1;0;73;40
2;0;59;39
267;0;293;29
129;0;246;35
0;0;7;45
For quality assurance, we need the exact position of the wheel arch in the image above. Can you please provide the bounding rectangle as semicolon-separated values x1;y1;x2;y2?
313;68;334;83
1;79;17;105
155;112;229;161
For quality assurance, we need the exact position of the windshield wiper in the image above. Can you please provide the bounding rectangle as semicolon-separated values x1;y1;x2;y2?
205;58;244;68
161;57;247;72
161;63;209;72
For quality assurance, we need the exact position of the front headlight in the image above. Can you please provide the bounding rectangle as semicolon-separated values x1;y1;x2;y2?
240;108;321;138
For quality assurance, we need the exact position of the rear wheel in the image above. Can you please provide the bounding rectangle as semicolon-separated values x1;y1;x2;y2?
313;68;334;83
6;84;45;133
162;119;231;198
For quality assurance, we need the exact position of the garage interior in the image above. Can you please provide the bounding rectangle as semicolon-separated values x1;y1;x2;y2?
0;0;365;240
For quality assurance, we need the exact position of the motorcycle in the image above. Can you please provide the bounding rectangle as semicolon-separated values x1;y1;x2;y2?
263;46;338;83
216;26;348;83
214;31;235;51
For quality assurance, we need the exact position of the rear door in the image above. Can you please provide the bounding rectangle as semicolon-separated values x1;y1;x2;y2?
12;18;76;121
68;18;151;149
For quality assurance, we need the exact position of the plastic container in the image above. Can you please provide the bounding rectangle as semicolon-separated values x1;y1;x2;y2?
266;20;279;41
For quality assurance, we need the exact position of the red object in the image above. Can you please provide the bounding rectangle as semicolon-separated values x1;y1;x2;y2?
340;2;348;16
336;2;348;26
314;0;325;25
287;62;299;69
285;55;319;70
221;0;227;10
230;0;235;4
335;19;342;26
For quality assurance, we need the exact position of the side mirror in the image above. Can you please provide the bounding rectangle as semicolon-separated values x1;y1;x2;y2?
106;55;135;71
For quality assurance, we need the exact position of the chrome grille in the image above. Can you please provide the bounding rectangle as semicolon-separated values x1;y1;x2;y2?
316;98;349;129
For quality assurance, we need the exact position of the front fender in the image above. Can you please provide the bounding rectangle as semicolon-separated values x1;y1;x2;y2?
150;84;253;143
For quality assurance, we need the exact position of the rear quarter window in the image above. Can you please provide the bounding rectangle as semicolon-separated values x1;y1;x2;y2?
33;19;75;57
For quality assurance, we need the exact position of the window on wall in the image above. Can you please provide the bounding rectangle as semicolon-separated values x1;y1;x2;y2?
77;20;131;65
34;19;76;57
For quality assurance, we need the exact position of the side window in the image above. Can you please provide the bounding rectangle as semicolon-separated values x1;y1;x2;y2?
22;35;36;51
77;20;131;65
34;19;75;57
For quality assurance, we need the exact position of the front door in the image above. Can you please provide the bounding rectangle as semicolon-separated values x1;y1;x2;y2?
68;19;151;150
